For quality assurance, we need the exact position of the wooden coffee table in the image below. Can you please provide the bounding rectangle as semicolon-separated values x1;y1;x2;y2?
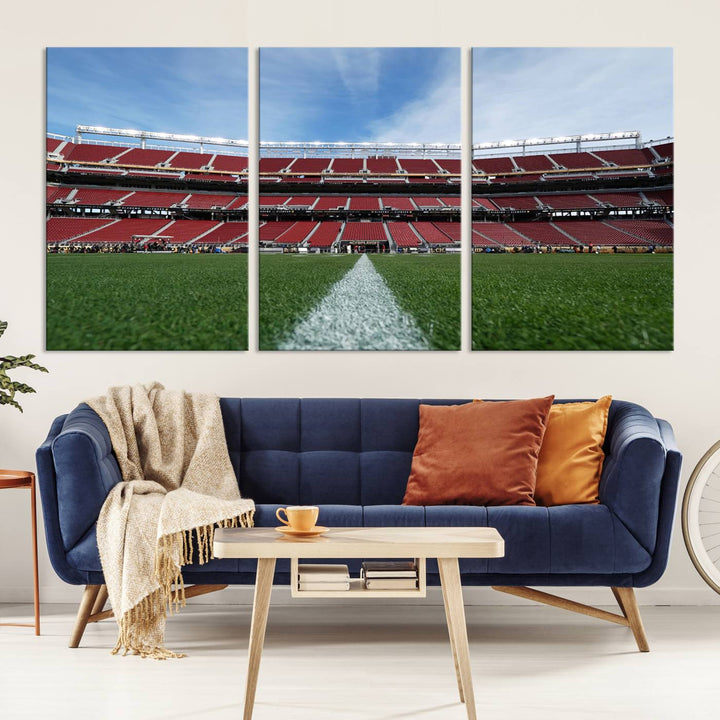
213;526;504;720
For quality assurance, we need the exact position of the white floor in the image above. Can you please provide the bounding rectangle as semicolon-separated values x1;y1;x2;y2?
1;601;719;720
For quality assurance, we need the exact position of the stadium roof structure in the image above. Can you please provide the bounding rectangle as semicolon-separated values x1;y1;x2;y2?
71;126;463;159
258;141;461;159
474;131;640;151
69;126;671;162
75;126;249;153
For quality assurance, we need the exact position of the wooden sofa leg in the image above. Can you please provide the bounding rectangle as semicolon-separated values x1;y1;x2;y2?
90;585;108;616
77;583;230;635
612;587;650;652
70;583;229;648
492;586;650;652
69;584;101;648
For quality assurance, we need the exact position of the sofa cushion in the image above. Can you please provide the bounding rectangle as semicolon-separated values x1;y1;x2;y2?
425;504;651;575
534;396;612;506
232;398;469;506
403;397;554;507
64;502;651;579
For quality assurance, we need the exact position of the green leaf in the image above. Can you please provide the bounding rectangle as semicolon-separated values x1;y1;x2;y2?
0;320;48;412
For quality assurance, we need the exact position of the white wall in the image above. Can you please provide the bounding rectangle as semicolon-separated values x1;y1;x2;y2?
2;0;719;607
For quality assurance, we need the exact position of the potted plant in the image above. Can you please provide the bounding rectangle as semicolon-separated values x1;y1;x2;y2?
0;320;48;412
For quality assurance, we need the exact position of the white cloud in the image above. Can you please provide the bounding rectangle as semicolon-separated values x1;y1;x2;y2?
47;48;248;140
331;48;382;102
260;48;350;141
370;51;461;144
259;47;460;144
472;48;673;144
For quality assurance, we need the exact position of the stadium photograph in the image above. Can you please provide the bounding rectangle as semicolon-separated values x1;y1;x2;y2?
471;47;673;351
258;47;461;351
46;47;250;351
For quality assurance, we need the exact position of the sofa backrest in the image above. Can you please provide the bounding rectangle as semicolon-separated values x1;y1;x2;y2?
220;398;468;505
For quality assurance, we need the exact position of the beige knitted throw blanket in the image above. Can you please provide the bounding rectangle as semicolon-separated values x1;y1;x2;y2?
87;383;254;659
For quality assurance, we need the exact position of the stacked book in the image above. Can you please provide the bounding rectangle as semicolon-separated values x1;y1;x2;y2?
361;560;418;590
297;563;350;591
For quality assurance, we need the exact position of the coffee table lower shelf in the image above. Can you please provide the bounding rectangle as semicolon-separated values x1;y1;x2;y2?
290;556;427;598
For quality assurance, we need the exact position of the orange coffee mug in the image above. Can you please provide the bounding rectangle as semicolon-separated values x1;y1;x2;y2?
276;505;319;531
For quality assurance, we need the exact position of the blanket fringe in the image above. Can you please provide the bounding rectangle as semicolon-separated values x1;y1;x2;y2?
113;589;186;660
157;509;254;616
114;510;254;659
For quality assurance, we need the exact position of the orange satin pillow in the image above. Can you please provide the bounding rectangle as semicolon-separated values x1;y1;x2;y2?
402;396;554;507
533;396;612;506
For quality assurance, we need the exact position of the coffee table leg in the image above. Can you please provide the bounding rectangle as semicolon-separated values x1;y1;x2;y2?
438;560;465;703
438;558;476;720
244;557;276;720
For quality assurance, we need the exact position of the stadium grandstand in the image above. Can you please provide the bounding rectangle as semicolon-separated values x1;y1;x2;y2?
46;127;251;252
472;131;673;252
46;126;672;254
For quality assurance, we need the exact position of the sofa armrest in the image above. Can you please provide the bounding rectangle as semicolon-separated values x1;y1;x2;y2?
630;418;682;587
48;403;122;554
599;401;669;556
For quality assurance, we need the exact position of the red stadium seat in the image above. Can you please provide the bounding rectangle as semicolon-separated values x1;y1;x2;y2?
508;222;580;247
511;154;555;172
196;222;249;245
314;196;348;210
349;196;381;211
341;222;387;241
387;222;422;248
288;158;331;174
167;151;214;170
381;197;415;211
412;222;455;244
275;221;318;244
46;217;115;243
553;220;651;247
210;154;249;173
472;223;531;247
366;157;399;174
307;222;342;247
330;158;365;173
117;148;176;166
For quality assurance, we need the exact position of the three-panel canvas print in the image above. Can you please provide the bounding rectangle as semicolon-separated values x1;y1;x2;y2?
46;47;673;351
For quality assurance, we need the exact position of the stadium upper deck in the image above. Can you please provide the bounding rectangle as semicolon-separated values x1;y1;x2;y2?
46;128;672;252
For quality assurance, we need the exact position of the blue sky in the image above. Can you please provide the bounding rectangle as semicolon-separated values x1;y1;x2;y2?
473;48;673;145
47;48;248;142
45;47;672;147
260;48;460;143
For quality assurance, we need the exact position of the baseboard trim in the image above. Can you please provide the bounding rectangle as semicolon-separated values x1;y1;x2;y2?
2;585;720;607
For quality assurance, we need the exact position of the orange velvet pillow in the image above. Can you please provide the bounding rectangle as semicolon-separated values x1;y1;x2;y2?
402;396;554;507
533;396;612;506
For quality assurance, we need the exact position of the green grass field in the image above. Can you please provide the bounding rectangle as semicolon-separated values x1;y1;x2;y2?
370;254;460;350
46;251;673;352
259;253;359;350
472;253;673;350
46;253;248;350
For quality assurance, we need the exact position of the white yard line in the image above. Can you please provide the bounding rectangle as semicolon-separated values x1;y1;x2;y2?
279;254;430;350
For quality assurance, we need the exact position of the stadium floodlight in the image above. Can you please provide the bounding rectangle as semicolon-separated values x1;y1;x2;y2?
76;126;249;150
258;139;462;159
473;131;641;154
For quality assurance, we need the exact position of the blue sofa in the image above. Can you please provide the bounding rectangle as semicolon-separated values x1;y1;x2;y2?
36;398;681;651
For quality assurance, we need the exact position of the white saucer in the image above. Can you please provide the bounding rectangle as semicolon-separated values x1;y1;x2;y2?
275;525;329;538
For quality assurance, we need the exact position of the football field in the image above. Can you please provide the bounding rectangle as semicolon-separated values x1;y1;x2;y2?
46;253;248;350
472;253;673;350
46;251;672;352
260;253;461;350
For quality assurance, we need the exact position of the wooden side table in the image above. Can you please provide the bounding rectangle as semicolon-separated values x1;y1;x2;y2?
0;469;40;635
